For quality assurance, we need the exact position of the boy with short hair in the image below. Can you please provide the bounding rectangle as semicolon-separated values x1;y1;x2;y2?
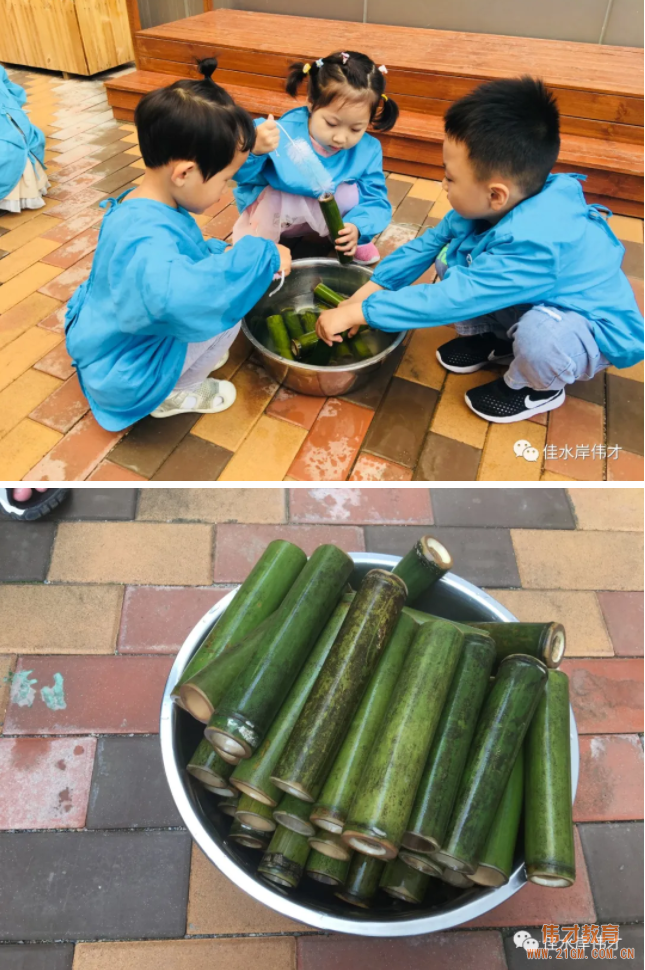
317;77;643;423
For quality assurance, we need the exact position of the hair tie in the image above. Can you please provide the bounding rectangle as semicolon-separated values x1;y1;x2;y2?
315;58;324;68
378;64;388;74
381;93;388;101
341;52;350;64
302;63;311;75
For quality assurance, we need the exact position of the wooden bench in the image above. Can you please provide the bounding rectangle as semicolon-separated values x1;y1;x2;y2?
106;9;644;216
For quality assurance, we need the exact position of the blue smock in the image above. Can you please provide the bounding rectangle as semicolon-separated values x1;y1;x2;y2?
234;106;391;241
0;66;46;199
364;174;644;370
65;193;280;430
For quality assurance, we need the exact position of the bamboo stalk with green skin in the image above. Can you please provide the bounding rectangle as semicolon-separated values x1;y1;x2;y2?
468;622;566;669
291;330;320;359
272;569;408;804
399;848;443;878
349;334;373;360
335;855;385;908
392;537;454;605
314;282;346;307
525;669;575;887
342;618;464;860
273;793;315;837
173;540;307;698
267;314;294;359
235;793;277;833
228;818;271;850
258;824;310;889
300;309;319;333
434;654;548;875
471;748;524;888
331;341;354;363
282;308;304;340
441;868;475;889
230;596;352;806
306;849;350;886
380;857;430;903
308;830;351;861
187;739;235;789
310;612;418;834
207;545;355;760
318;193;353;265
218;794;240;817
402;631;496;855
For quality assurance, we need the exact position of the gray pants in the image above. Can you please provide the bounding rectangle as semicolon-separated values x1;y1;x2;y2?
435;259;609;391
174;322;241;391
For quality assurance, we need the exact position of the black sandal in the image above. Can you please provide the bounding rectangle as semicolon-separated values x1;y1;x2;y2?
0;488;70;521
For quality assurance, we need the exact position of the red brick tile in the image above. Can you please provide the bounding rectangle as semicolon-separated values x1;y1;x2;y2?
87;460;148;482
298;931;506;970
289;487;432;524
561;659;644;734
265;387;325;431
349;454;413;481
38;304;68;333
573;734;643;822
596;592;644;657
202;205;238;240
629;277;643;314
607;449;644;481
288;399;374;481
33;342;75;380
0;737;96;829
213;523;365;582
29;374;89;433
47;189;105;221
39;208;103;245
49;155;103;184
465;830;595;927
118;586;234;654
41;228;99;269
5;656;174;734
51;143;99;168
38;253;94;302
201;188;235;218
544;397;604;481
25;412;124;481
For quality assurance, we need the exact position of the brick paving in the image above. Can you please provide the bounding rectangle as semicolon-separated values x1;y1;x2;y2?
0;486;642;968
0;68;643;482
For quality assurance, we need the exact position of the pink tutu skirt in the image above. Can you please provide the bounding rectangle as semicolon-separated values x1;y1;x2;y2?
232;182;359;245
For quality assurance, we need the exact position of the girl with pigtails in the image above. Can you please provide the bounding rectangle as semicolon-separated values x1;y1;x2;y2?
232;51;399;265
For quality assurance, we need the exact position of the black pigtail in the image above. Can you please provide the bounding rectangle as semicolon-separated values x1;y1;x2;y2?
197;56;219;82
372;94;399;132
286;61;311;98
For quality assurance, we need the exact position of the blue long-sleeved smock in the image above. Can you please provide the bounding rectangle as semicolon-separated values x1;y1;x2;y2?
363;173;644;370
233;106;391;240
65;193;280;431
0;66;46;199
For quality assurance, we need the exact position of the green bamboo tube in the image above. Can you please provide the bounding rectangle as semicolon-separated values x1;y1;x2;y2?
272;569;408;803
469;622;566;669
349;334;373;360
335;855;384;908
187;739;235;789
228;818;271;850
525;669;575;887
203;782;236;797
313;282;345;307
216;748;241;765
441;868;475;889
342;619;464;860
218;794;240;817
402;631;496;855
471;748;524;888
282;308;304;340
331;341;354;363
230;597;352;806
258;824;310;889
300;309;319;332
207;545;355;759
392;537;454;605
434;654;548;875
273;793;315;836
380;857;429;904
308;830;351;861
399;848;443;878
306;849;350;886
310;612;418;834
267;314;294;359
173;540;307;697
235;793;277;832
318;193;353;265
291;330;320;359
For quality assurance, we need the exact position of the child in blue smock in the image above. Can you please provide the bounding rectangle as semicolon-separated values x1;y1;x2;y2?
232;51;399;265
0;66;48;213
65;59;291;432
317;77;644;424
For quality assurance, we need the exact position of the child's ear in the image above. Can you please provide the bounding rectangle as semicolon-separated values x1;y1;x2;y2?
488;180;511;211
170;160;196;186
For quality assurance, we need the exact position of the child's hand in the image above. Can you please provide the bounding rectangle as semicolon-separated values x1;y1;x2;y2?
316;302;366;346
276;244;292;276
335;222;360;257
254;115;280;156
345;280;384;305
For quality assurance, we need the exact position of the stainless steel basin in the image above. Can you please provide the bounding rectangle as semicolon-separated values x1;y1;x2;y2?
160;552;579;937
241;259;406;397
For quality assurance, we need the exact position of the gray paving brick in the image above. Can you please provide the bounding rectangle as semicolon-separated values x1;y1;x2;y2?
364;525;521;588
0;831;191;941
579;822;644;923
430;488;575;528
86;737;183;829
0;945;73;970
0;523;56;582
504;926;643;968
50;488;138;520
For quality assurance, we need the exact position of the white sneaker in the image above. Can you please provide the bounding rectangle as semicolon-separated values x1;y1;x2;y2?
212;351;230;371
150;378;236;418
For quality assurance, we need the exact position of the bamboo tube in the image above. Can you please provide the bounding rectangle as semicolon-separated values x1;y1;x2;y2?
380;857;429;903
187;739;234;789
273;793;315;837
258;824;310;889
311;612;417;834
434;655;547;875
235;793;277;832
292;330;320;358
331;341;354;363
342;619;464;860
313;282;346;307
173;539;306;696
402;631;496;855
300;309;319;332
399;848;443;878
318;193;353;265
441;868;475;889
308;830;351;861
349;334;373;360
471;748;524;888
230;597;352;806
218;795;240;817
267;314;295;359
525;670;575;887
335;855;385;908
392;537;454;605
217;749;241;765
282;308;304;339
207;545;354;759
272;569;408;803
468;622;566;669
306;849;350;886
203;782;236;797
228;818;271;850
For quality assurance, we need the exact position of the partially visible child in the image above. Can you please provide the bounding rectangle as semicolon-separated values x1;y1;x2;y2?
232;51;399;265
65;59;291;432
0;66;48;212
316;77;644;423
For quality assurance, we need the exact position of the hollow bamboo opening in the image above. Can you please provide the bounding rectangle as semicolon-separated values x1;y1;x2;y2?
207;729;250;760
422;536;453;569
399;850;442;877
309;837;350;861
230;779;277;807
402;831;440;854
342;830;396;860
270;777;315;802
236;811;276;832
180;685;214;723
432;849;476;874
335;891;370;909
273;812;314;837
549;628;566;667
470;863;507;888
